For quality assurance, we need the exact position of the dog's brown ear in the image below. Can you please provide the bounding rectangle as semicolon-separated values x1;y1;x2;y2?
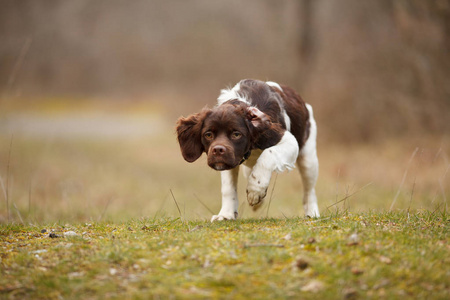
176;108;212;162
246;107;272;129
246;106;284;150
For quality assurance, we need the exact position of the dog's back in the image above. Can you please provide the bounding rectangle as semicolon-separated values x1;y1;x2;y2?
218;79;311;150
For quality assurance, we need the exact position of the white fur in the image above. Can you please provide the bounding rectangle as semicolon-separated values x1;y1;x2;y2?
246;131;299;207
297;104;320;217
266;81;283;92
266;81;291;131
283;111;291;131
217;82;248;105
211;130;300;222
211;82;320;222
211;167;240;221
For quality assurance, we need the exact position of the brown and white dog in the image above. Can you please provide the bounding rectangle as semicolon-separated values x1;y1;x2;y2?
176;79;319;221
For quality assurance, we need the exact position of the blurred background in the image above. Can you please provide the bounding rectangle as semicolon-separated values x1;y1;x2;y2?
0;0;449;223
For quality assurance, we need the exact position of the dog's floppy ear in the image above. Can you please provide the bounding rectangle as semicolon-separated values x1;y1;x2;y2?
176;108;212;163
246;106;272;131
245;106;284;149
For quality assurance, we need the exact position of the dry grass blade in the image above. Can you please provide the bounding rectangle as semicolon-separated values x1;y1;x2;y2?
390;147;419;211
7;37;32;90
4;136;14;222
193;193;214;215
170;189;183;221
266;173;278;217
0;176;6;209
438;164;450;211
98;198;112;222
326;182;373;210
13;202;24;225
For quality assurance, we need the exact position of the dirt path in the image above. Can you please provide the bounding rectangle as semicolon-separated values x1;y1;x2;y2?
0;112;168;139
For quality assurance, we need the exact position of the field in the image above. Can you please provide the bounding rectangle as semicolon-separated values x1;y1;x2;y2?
0;100;449;298
1;213;449;299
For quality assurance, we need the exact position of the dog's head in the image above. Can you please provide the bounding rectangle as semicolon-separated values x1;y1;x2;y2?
176;101;275;170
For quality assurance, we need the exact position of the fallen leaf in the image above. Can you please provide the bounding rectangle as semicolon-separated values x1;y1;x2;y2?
343;287;358;299
379;256;392;264
347;233;359;246
32;249;48;254
189;225;203;232
307;237;316;244
301;280;325;293
64;231;77;237
351;267;364;275
109;268;118;276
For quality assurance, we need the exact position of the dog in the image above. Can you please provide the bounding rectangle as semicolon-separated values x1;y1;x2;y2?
176;79;319;221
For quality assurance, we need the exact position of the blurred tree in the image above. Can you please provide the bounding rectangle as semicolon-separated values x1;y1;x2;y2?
0;0;448;141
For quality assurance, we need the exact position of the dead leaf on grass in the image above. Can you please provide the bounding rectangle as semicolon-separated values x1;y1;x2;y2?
343;287;358;299
347;233;359;246
109;268;118;275
379;255;392;264
64;231;77;237
351;267;364;275
307;237;316;244
189;225;203;232
283;233;292;240
301;280;325;293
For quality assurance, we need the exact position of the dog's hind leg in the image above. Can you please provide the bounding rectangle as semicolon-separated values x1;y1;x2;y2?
297;104;320;217
211;166;240;222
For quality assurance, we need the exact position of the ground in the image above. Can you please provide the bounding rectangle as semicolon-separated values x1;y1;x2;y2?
0;99;449;298
1;212;449;299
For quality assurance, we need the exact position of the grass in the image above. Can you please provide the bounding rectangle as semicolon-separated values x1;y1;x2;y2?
0;128;448;222
1;211;449;299
0;99;449;298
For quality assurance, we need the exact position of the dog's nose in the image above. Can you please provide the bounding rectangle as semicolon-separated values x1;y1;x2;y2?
212;145;226;156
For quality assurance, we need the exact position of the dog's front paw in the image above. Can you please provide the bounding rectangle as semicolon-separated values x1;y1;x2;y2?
304;203;320;218
304;193;320;218
211;211;238;222
246;188;267;209
246;169;270;209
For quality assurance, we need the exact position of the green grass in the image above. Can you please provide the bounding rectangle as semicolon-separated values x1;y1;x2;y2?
1;211;449;299
0;100;449;298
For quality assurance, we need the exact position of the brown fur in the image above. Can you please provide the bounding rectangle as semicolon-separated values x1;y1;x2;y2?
176;79;310;170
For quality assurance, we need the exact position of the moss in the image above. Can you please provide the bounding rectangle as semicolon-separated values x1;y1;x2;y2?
0;211;448;299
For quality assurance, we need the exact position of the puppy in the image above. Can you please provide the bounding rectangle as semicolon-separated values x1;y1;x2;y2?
176;79;319;221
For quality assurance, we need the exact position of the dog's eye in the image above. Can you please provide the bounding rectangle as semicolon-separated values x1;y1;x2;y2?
204;131;214;140
231;131;242;139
